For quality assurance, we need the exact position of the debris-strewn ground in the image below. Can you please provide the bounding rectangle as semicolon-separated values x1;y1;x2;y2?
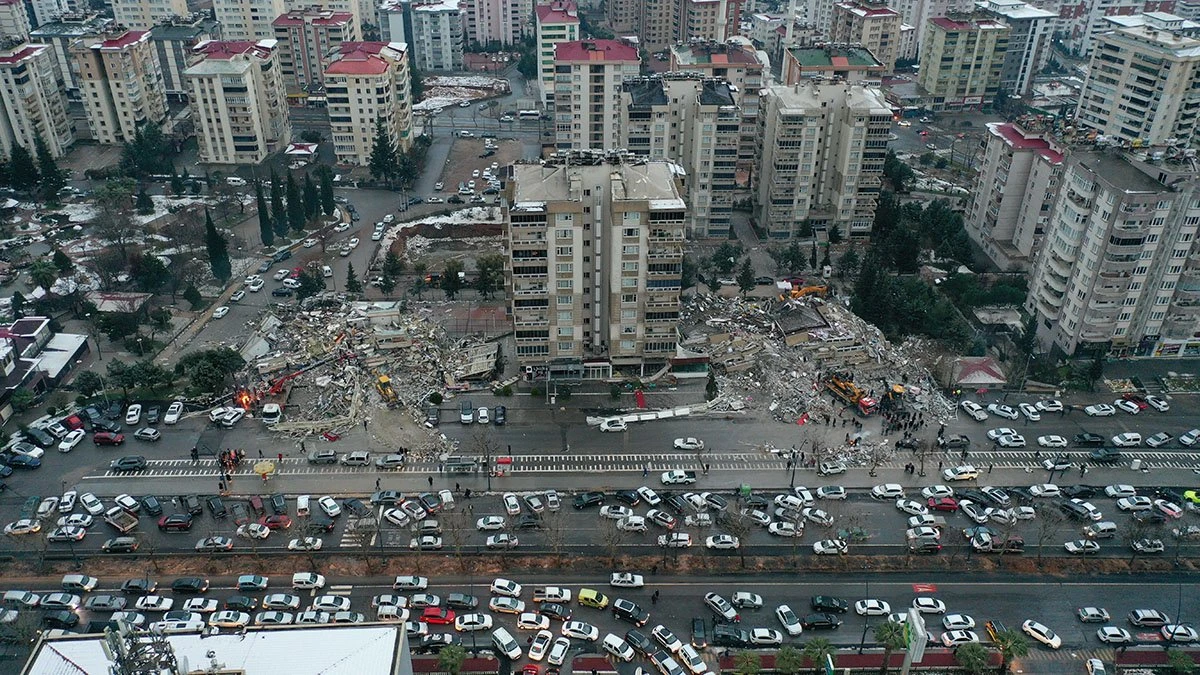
413;76;509;112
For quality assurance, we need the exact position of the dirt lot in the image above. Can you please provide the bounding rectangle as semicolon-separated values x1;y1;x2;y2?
433;138;523;198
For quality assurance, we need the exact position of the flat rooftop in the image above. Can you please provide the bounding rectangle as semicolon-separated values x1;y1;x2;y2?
511;161;682;204
789;45;882;68
1077;152;1167;193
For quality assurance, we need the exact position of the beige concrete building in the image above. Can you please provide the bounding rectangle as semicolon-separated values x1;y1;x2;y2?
461;0;528;47
917;14;1009;110
553;39;640;150
684;0;741;43
273;8;359;91
185;40;291;164
212;0;287;40
29;15;113;98
410;0;464;71
755;83;892;240
668;40;766;175
0;0;31;40
535;1;579;106
829;0;901;70
324;41;413;165
505;155;685;371
976;0;1056;96
150;16;220;102
71;28;167;144
111;0;188;30
0;41;72;158
1076;13;1200;147
780;44;885;83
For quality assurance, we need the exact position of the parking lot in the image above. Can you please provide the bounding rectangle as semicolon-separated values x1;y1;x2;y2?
434;138;523;201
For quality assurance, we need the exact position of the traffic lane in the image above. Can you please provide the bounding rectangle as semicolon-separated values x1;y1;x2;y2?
943;399;1200;448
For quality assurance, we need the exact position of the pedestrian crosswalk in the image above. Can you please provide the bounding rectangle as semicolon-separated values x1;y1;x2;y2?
1017;646;1113;663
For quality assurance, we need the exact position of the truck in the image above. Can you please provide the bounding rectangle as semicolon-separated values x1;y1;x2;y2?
375;376;398;406
104;506;139;534
825;375;879;415
532;586;573;603
660;470;697;486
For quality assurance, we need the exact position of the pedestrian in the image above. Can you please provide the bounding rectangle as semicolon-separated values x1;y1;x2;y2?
651;564;658;575
643;464;649;478
455;482;461;492
988;464;993;474
363;419;368;431
938;460;943;471
428;476;434;487
1035;449;1042;458
1080;465;1086;477
277;452;283;463
375;478;381;490
301;441;306;453
261;473;268;485
258;449;263;458
801;451;806;462
651;594;658;605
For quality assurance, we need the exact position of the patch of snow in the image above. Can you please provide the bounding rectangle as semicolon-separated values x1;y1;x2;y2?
375;207;500;263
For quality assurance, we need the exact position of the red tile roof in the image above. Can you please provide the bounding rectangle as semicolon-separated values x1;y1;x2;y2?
97;29;148;50
536;0;579;24
0;44;46;65
992;123;1064;164
192;40;269;60
555;39;639;62
326;41;396;74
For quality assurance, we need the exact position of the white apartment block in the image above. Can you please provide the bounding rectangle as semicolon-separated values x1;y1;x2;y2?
461;0;527;46
1026;151;1200;357
506;156;685;371
325;41;413;164
212;0;287;40
1076;13;1200;147
1061;0;1173;58
553;39;640;150
535;0;579;106
0;41;72;158
28;0;69;28
976;0;1056;96
70;28;167;144
755;83;892;240
185;40;291;164
830;0;901;69
685;0;741;43
0;0;31;40
965;120;1065;270
111;0;188;30
412;0;464;70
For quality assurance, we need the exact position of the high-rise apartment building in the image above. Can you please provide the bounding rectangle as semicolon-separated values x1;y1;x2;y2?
273;8;359;90
71;28;167;144
830;0;901;69
755;83;892;240
975;0;1056;95
1059;0;1175;58
461;0;528;46
553;39;640;150
325;41;413;164
378;0;463;72
505;155;685;370
185;39;290;164
535;1;579;106
30;14;112;97
620;76;740;238
1027;152;1200;357
917;15;1009;110
1075;13;1200;147
606;0;742;51
965;120;1065;270
0;41;72;158
780;44;886;83
111;0;188;30
684;0;741;43
211;0;286;40
0;0;31;40
150;15;220;102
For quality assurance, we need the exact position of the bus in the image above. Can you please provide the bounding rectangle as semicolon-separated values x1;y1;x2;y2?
518;110;541;120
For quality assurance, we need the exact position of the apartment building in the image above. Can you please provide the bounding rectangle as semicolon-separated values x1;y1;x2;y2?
111;0;187;30
0;41;72;158
185;40;290;164
620;76;740;238
780;44;886;83
668;40;765;176
1026;151;1200;357
273;8;359;90
965;120;1065;270
461;0;528;47
0;0;31;40
755;83;892;240
1075;13;1200;147
30;15;111;96
378;0;463;71
71;28;167;144
211;0;286;40
535;1;579;106
325;41;413;164
1059;0;1176;58
975;0;1056;96
684;0;741;43
916;15;1009;110
505;155;685;371
553;39;640;150
150;16;220;102
829;0;901;70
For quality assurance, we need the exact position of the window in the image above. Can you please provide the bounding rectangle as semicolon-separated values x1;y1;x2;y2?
556;280;573;289
556;246;573;256
620;340;636;351
622;293;637;304
623;228;638;238
557;327;574;337
556;263;573;273
621;309;636;320
622;245;639;255
557;311;572;322
1150;311;1165;321
556;228;572;239
557;341;574;352
1119;312;1132;321
621;278;638;288
557;295;572;306
621;262;638;272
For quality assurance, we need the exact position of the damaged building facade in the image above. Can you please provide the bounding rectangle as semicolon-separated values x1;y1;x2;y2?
505;152;686;379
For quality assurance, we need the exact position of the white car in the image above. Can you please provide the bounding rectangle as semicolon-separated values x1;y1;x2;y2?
750;628;783;646
318;496;341;517
517;612;550;631
768;521;801;537
135;596;174;612
1104;484;1137;499
477;407;489;424
942;465;979;481
1064;540;1101;554
913;597;946;614
921;485;954;499
599;419;627;432
1117;496;1152;512
456;613;493;632
209;611;251;629
1037;435;1068;448
529;629;554;661
1114;399;1141;414
705;534;740;550
776;604;803;636
617;516;647;532
987;403;1019;420
383;508;410;527
870;484;905;500
817;486;846;500
56;514;93;529
125;404;142;425
262;594;301;610
183;598;219;613
282;278;301;289
212;306;230;319
943;614;976;630
610;572;644;588
803;507;834;526
895;499;928;516
230;290;245;302
476;516;505;531
636;486;661;506
1162;625;1200;643
1018;403;1040;421
548;637;571;666
942;630;980;647
311;596;351;613
652;624;683;652
959;400;988;421
1146;395;1169;412
491;578;522;598
1030;484;1061;498
1112;433;1142;447
562;621;600;641
288;537;323;551
1022;620;1062;649
673;437;704;451
1155;499;1184;518
1096;625;1133;645
1146;432;1173;448
997;434;1026;448
80;493;105;515
1084;404;1115;416
987;428;1018;441
502;493;521;516
1179;429;1200;446
4;520;40;535
855;599;891;616
659;533;693;548
600;505;633;520
1036;399;1063;412
813;539;848;555
58;429;86;452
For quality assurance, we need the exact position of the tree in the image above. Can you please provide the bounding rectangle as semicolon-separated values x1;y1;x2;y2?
28;260;58;290
9;389;33;412
204;209;231;281
11;290;26;319
838;249;861;276
441;260;464;299
874;622;907;675
52;249;74;275
91;180;140;263
256;180;273;247
775;646;805;675
303;173;319;221
474;253;505;298
801;637;835;675
345;262;364;294
827;224;843;244
383;250;405;278
368;119;398;185
183;284;203;309
7;144;38;191
705;371;718;401
293;269;325;300
954;643;991;675
733;651;761;675
134;189;154;214
379;273;397;296
170;172;185;196
736;259;755;296
438;645;468;675
411;261;428;298
993;629;1029;675
316;165;335;216
270;171;288;239
119;123;173;178
681;255;697;289
178;348;246;393
129;252;170;292
35;135;64;202
97;312;140;341
1167;649;1196;675
286;173;305;232
810;241;818;269
711;242;742;274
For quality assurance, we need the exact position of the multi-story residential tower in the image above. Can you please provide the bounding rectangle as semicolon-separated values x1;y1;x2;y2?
461;0;528;46
110;0;187;30
976;0;1056;96
755;82;892;240
71;27;167;144
150;15;220;102
273;8;359;90
185;39;290;164
30;14;112;97
1059;0;1175;58
917;14;1009;110
830;0;901;69
211;0;287;40
1027;151;1200;357
553;39;640;150
683;0;742;43
965;120;1065;270
535;1;579;106
1075;13;1200;147
0;40;72;157
325;41;413;164
505;155;685;371
378;0;463;71
0;0;31;40
780;44;885;83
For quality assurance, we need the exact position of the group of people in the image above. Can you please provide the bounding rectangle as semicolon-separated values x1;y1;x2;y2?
883;410;927;436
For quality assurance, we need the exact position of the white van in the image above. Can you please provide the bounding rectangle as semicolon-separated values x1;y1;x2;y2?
322;265;333;278
61;574;98;592
291;572;326;590
225;177;247;187
377;605;408;623
438;489;455;511
491;627;522;659
296;495;310;517
2;591;40;608
1084;521;1117;539
261;403;282;425
602;633;635;662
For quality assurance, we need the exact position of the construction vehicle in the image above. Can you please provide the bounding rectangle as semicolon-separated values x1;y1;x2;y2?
779;285;829;300
825;375;879;415
376;375;398;406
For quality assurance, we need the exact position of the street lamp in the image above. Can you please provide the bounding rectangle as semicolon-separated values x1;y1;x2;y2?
136;338;144;357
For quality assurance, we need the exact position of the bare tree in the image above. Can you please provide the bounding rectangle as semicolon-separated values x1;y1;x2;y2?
1034;507;1066;564
600;520;626;567
91;180;141;263
442;509;471;573
541;508;568;564
1123;518;1152;569
720;512;753;569
866;442;892;478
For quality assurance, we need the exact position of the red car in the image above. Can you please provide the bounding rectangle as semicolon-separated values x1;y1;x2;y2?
1121;393;1149;410
93;432;125;446
158;513;194;531
421;606;455;625
259;515;292;530
927;497;959;512
522;666;540;675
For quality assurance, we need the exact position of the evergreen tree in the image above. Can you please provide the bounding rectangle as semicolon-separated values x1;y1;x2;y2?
303;173;319;220
10;290;25;318
317;166;335;216
256;180;273;247
379;273;396;296
204;209;231;281
285;173;305;232
368;119;398;185
52;249;73;274
134;190;154;214
383;250;405;277
171;172;185;195
270;171;288;239
8;144;38;191
345;262;364;293
736;259;755;296
34;135;64;201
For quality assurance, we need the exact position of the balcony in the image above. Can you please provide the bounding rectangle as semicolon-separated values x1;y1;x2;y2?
513;284;548;296
1042;272;1067;295
1080;328;1112;341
